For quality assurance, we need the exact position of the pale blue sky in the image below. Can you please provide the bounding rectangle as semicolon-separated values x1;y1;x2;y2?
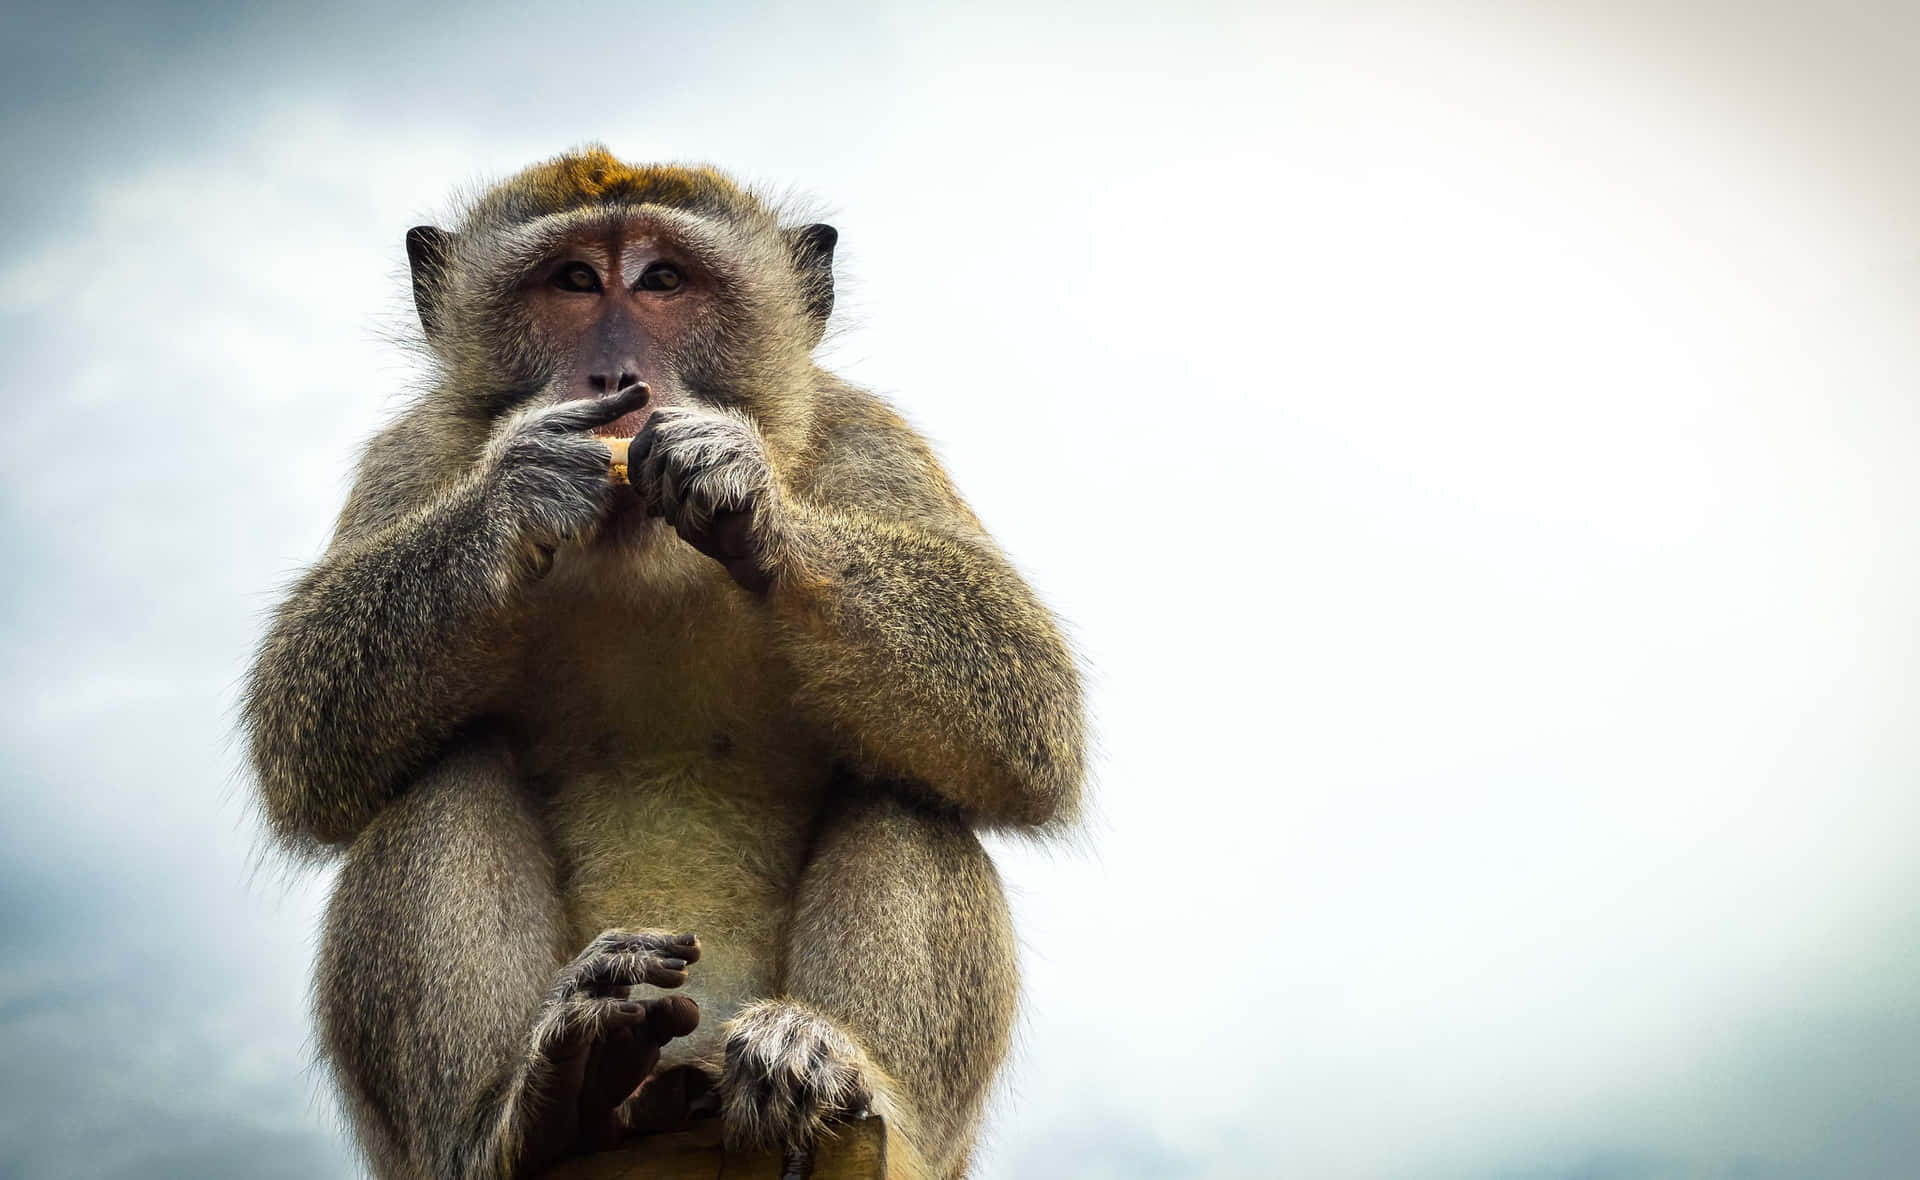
3;2;1918;1177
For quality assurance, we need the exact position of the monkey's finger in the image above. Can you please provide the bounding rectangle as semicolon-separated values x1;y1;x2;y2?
571;929;701;975
580;1025;664;1151
541;384;652;433
574;998;659;1042
642;994;701;1043
527;543;556;579
629;411;669;473
628;434;657;495
705;511;757;562
577;951;695;993
534;995;650;1072
585;927;701;957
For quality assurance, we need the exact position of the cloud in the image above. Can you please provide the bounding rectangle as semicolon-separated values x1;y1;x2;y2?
3;2;1919;1178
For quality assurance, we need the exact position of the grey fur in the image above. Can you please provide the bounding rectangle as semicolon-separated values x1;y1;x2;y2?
241;149;1083;1180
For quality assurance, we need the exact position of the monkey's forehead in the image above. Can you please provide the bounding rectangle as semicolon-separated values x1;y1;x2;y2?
463;202;767;283
463;147;769;233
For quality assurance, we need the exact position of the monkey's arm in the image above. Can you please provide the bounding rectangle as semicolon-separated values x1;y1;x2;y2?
768;504;1084;830
243;389;645;850
634;391;1086;829
241;459;528;849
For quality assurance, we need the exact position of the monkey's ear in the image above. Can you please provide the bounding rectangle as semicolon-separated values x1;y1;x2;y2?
405;225;455;343
789;223;837;344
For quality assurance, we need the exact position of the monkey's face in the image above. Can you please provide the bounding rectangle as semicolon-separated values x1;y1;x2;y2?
520;223;712;439
407;161;834;453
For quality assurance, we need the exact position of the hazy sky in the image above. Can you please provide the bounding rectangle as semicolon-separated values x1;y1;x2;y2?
3;2;1918;1178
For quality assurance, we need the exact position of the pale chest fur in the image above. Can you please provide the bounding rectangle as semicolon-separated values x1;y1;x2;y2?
506;535;834;1067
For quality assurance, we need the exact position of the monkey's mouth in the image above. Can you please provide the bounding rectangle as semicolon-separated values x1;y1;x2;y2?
592;409;651;440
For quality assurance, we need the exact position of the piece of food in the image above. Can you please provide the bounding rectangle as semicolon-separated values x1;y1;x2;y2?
605;436;630;485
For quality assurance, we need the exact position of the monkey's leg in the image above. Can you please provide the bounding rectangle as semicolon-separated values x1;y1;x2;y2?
317;738;701;1180
720;789;1016;1179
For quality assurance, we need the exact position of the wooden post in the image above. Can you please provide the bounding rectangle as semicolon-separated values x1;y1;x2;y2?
541;1116;931;1180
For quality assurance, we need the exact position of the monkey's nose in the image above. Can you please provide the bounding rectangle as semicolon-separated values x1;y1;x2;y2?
588;371;646;395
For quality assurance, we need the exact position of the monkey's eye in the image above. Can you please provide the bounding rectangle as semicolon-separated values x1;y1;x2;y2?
636;263;684;293
551;262;602;293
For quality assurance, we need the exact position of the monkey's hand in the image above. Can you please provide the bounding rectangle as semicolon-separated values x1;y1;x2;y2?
718;1000;879;1156
483;385;655;564
629;405;784;593
509;929;702;1175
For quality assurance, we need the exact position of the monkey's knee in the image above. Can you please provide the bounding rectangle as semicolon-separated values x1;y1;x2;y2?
316;737;565;1179
321;735;561;993
794;791;1017;992
785;792;1017;1175
321;739;558;973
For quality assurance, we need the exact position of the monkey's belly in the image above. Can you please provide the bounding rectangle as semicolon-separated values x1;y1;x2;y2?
516;539;831;1065
543;754;830;1070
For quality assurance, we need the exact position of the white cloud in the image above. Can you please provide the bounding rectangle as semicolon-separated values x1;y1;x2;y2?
3;3;1918;1177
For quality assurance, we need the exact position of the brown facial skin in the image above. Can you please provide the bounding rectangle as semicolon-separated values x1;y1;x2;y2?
519;224;788;591
524;226;709;438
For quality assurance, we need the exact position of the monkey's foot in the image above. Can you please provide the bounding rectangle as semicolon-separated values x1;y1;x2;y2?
718;999;876;1154
515;930;702;1173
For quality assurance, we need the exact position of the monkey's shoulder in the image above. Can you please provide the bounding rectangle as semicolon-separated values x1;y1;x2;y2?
333;402;480;547
796;380;975;529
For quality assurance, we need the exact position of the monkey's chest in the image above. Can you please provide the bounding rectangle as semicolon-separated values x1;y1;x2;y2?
509;556;834;1063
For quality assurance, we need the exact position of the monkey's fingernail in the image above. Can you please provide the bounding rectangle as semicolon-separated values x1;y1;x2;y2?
674;932;697;944
618;1001;640;1014
661;958;687;971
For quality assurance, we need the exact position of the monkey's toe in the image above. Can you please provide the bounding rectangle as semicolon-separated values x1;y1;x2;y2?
646;993;700;1040
525;992;704;1162
565;929;702;995
577;1023;657;1149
